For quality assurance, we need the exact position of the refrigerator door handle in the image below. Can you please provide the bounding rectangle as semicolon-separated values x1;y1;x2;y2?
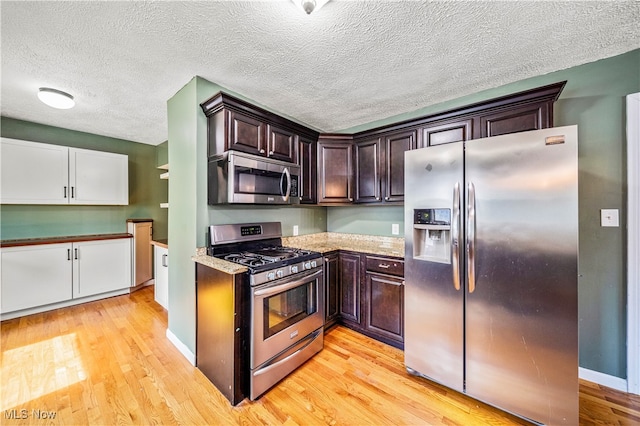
467;181;476;293
451;182;461;291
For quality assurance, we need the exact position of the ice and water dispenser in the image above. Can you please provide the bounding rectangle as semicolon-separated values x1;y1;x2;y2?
413;208;451;264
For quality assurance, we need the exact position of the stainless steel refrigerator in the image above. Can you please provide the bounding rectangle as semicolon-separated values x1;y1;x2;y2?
404;125;578;425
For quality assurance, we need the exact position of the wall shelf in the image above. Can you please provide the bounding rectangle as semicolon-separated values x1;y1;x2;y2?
158;164;169;208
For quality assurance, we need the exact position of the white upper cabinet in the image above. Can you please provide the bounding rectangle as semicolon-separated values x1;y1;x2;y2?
0;138;128;205
0;138;69;203
69;147;128;205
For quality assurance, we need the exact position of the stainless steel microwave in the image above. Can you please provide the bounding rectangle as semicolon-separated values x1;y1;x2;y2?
208;151;300;205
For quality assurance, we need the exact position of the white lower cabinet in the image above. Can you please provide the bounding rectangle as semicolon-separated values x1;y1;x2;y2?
73;239;132;298
1;243;73;313
1;238;132;317
153;245;168;310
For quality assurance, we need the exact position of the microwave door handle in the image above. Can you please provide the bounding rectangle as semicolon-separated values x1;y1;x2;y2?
254;269;323;297
280;167;291;201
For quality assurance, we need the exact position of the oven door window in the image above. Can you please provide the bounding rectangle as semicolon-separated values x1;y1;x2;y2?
263;281;317;339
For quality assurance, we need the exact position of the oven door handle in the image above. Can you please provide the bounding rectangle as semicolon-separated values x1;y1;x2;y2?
253;328;322;377
254;269;323;297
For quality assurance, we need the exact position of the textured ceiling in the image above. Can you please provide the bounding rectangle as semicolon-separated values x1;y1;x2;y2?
1;1;639;146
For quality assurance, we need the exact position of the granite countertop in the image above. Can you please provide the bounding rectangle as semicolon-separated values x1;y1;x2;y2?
192;232;404;275
192;247;248;275
282;232;404;258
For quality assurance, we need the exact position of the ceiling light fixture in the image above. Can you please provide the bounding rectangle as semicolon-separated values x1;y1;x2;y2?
37;87;75;109
293;0;330;15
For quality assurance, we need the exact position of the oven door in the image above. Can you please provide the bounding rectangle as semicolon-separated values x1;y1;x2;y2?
251;268;324;368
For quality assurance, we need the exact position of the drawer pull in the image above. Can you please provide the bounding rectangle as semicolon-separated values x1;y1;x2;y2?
378;264;390;269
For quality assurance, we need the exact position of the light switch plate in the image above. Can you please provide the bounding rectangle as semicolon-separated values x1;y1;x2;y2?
293;225;299;236
601;209;619;227
392;223;400;235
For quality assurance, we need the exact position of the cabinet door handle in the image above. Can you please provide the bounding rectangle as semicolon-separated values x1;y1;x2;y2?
74;248;78;260
64;186;68;198
67;249;71;261
349;198;353;202
259;149;265;154
162;253;168;267
71;186;75;198
385;196;390;201
269;150;274;155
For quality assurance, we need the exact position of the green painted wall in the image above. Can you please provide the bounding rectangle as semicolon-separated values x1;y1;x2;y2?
327;205;403;237
0;117;167;240
166;77;328;356
156;140;168;167
334;49;640;379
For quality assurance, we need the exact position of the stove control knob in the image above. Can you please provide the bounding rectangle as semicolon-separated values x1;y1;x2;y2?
310;260;317;268
276;270;284;278
267;271;276;281
291;265;299;274
304;261;311;270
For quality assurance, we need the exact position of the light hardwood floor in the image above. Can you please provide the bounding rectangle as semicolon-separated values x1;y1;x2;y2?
1;286;639;425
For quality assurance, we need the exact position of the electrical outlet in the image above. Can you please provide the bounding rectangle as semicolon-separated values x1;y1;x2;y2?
293;225;299;236
600;209;619;227
392;223;400;235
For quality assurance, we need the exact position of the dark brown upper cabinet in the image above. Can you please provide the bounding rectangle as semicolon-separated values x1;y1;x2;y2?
267;123;298;163
478;102;552;138
317;135;354;204
421;119;472;148
203;82;565;206
353;131;415;204
298;137;317;204
354;137;381;203
200;91;318;162
383;129;416;202
228;110;266;155
201;92;319;204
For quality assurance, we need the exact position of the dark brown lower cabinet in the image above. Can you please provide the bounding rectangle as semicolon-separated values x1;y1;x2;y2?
338;252;362;326
329;252;405;349
364;272;404;348
323;252;340;329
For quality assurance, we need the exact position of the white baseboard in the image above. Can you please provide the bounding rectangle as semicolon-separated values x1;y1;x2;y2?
579;367;628;392
166;328;196;365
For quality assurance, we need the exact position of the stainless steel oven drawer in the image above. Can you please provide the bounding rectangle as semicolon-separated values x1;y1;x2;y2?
250;327;323;400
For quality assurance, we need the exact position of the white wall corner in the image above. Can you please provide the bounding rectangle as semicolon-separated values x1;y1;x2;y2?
166;328;196;366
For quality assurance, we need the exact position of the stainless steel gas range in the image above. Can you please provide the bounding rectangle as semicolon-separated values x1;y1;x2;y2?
206;222;324;401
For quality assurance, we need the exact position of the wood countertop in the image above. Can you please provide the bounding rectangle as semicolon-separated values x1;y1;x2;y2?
1;233;133;248
151;239;168;249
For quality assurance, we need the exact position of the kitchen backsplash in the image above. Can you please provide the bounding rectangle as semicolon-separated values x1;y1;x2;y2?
326;205;404;237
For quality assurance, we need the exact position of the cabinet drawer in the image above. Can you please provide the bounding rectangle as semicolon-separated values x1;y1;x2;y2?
365;256;404;277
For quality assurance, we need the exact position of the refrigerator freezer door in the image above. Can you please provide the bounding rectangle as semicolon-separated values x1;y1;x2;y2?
464;126;578;425
404;142;464;392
